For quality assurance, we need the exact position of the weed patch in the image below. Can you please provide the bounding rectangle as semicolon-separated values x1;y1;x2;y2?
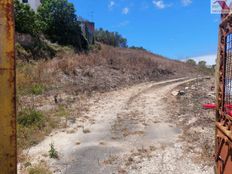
17;108;45;128
17;108;59;151
31;84;45;95
49;143;59;159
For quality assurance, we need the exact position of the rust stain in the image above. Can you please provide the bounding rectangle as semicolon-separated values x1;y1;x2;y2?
5;2;14;39
0;0;17;173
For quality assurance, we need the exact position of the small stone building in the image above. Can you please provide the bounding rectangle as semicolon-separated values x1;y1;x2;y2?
79;19;95;45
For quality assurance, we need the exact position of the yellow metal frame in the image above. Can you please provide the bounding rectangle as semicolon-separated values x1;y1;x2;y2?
0;0;17;173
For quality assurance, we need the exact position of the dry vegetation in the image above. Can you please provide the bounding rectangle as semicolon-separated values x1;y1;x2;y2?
26;163;52;174
17;43;202;94
166;78;215;166
22;44;200;93
17;44;204;173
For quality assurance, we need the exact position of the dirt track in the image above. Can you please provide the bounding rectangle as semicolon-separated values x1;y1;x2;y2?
22;78;214;174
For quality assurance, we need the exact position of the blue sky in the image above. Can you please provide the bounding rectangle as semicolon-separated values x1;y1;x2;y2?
69;0;220;62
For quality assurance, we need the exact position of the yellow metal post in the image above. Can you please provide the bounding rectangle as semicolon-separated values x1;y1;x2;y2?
0;0;17;173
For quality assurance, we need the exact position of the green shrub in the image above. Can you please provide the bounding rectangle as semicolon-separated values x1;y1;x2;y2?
31;84;44;95
17;108;45;128
49;143;58;159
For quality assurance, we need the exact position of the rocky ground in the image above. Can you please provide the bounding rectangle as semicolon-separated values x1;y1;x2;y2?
167;77;215;167
18;77;216;174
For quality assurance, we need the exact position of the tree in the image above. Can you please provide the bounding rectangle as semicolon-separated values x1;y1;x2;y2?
130;46;146;51
14;0;37;35
186;59;196;66
37;0;88;50
198;60;207;68
95;29;127;48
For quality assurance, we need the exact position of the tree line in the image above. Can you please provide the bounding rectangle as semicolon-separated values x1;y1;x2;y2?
15;0;128;51
186;59;215;74
186;59;207;67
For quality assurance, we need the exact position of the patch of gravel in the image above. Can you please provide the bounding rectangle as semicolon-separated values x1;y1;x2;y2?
127;142;213;174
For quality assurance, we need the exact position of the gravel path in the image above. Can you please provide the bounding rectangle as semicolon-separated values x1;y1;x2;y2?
21;77;214;174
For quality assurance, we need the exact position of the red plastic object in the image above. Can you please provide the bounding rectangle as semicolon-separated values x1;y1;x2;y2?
226;110;232;116
225;104;232;109
202;103;216;109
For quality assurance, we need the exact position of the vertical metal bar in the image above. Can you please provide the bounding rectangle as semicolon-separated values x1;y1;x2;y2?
216;21;222;121
220;27;226;114
0;0;17;173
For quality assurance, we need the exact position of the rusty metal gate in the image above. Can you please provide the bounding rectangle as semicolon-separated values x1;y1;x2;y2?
216;13;232;174
0;0;17;173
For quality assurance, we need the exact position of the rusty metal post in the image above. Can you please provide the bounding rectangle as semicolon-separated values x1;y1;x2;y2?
215;13;232;174
0;0;17;173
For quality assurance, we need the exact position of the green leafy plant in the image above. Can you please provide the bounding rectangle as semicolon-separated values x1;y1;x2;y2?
49;143;59;159
17;108;45;128
31;84;44;95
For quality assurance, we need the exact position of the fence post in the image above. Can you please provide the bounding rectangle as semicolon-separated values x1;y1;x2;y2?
0;0;17;173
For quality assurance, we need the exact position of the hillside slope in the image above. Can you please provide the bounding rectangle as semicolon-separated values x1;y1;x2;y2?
17;44;201;96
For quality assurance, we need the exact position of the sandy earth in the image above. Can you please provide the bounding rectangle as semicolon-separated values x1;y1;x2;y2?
19;77;214;174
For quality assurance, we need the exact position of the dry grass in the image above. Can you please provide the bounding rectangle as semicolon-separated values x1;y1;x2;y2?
17;44;199;95
27;164;52;174
46;44;195;76
16;60;54;96
34;44;199;94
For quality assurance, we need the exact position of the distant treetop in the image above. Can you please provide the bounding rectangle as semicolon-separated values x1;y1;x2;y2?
95;28;128;48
